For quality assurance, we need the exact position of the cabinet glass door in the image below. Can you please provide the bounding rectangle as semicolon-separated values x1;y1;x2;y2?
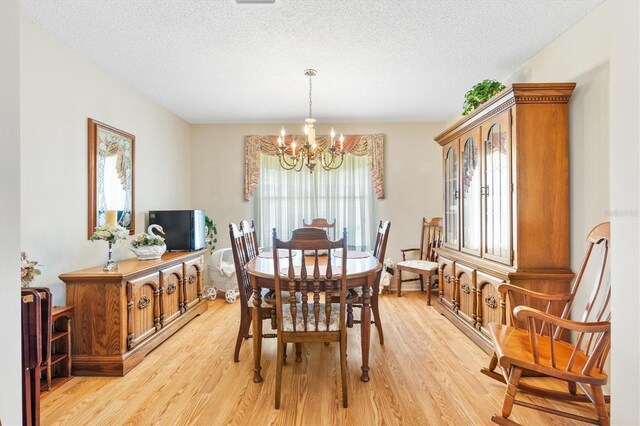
482;111;512;264
461;130;481;256
444;141;459;249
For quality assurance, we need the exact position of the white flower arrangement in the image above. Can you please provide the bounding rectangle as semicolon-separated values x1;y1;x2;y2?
21;251;41;287
130;232;165;248
90;224;129;244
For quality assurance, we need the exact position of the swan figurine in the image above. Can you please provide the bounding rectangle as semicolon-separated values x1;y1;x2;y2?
129;224;167;260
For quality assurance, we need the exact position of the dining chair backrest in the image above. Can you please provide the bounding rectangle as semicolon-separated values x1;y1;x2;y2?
272;227;348;334
372;220;391;262
240;219;260;260
420;217;443;262
229;223;253;306
302;217;337;240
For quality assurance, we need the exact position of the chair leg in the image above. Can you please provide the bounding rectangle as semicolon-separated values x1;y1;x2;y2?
425;275;431;306
568;381;577;395
340;334;348;408
397;268;403;297
591;385;610;426
347;303;354;328
500;366;522;419
233;310;249;362
371;284;384;345
419;275;424;292
282;342;287;366
489;353;498;372
295;343;302;362
275;338;284;409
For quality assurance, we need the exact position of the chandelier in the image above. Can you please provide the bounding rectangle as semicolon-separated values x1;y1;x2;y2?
276;69;345;173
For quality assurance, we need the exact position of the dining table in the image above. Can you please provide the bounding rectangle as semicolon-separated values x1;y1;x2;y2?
246;250;381;382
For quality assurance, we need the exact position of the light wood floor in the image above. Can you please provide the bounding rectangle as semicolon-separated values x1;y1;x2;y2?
41;292;603;425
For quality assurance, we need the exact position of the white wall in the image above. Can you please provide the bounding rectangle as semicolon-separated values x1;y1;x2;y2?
609;0;640;423
0;2;23;424
20;21;192;306
503;2;611;294
190;122;444;288
499;1;640;422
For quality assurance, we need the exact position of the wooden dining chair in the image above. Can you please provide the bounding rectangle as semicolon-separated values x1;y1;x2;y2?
396;217;443;303
302;217;337;240
347;220;391;345
240;219;260;259
272;227;349;409
229;222;276;362
483;222;611;425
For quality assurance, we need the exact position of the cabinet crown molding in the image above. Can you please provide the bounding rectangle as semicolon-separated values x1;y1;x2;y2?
435;82;576;146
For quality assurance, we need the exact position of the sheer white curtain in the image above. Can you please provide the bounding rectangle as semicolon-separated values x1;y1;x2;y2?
254;153;376;250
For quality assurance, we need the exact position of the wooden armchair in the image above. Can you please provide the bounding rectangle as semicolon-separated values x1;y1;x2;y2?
272;227;349;409
483;222;611;425
302;217;337;240
396;217;443;303
229;222;276;362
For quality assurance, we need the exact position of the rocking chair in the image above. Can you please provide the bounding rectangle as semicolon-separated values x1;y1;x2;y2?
482;222;611;425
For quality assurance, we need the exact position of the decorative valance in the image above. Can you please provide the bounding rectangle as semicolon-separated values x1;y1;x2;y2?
244;134;385;200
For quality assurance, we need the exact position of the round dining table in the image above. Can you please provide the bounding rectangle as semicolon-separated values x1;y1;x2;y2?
246;251;381;382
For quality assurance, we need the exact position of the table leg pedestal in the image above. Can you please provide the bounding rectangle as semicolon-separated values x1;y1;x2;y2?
360;278;372;382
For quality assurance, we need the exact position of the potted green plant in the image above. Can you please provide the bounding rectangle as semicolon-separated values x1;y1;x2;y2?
462;80;506;115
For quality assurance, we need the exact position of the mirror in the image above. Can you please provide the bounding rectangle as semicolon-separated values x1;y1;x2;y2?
88;118;135;238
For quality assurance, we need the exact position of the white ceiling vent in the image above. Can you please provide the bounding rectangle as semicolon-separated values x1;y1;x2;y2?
236;0;274;3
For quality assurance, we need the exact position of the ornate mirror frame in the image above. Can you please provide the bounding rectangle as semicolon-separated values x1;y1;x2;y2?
88;118;135;238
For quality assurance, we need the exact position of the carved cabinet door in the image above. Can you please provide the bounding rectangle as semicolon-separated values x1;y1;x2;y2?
160;264;183;327
126;272;161;350
455;263;476;326
182;257;203;311
475;271;504;338
438;257;456;311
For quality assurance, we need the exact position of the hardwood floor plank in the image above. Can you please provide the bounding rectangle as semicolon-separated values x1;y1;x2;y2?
41;292;604;425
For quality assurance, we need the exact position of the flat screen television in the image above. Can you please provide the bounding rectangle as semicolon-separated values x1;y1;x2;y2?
148;210;206;251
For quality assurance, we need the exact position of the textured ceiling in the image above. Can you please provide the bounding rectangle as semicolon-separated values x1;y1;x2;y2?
21;0;602;124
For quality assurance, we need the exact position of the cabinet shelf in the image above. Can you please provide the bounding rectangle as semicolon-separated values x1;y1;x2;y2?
41;306;74;393
50;353;67;366
51;331;68;342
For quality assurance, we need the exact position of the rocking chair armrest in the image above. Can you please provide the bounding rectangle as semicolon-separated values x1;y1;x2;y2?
496;283;572;303
400;248;419;261
514;306;611;333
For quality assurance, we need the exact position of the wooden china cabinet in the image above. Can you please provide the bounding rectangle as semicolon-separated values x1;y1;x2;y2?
434;83;576;353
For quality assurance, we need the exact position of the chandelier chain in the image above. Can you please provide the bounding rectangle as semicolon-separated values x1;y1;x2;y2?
308;73;313;119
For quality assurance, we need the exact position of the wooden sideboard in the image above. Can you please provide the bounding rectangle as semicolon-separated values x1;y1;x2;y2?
59;251;207;376
433;83;575;353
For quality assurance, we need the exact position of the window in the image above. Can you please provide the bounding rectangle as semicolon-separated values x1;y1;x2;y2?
254;153;376;250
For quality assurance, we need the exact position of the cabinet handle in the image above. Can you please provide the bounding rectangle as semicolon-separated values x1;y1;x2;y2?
167;283;177;295
444;274;451;283
454;189;459;200
461;282;471;294
188;275;196;284
139;295;150;309
484;295;497;309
